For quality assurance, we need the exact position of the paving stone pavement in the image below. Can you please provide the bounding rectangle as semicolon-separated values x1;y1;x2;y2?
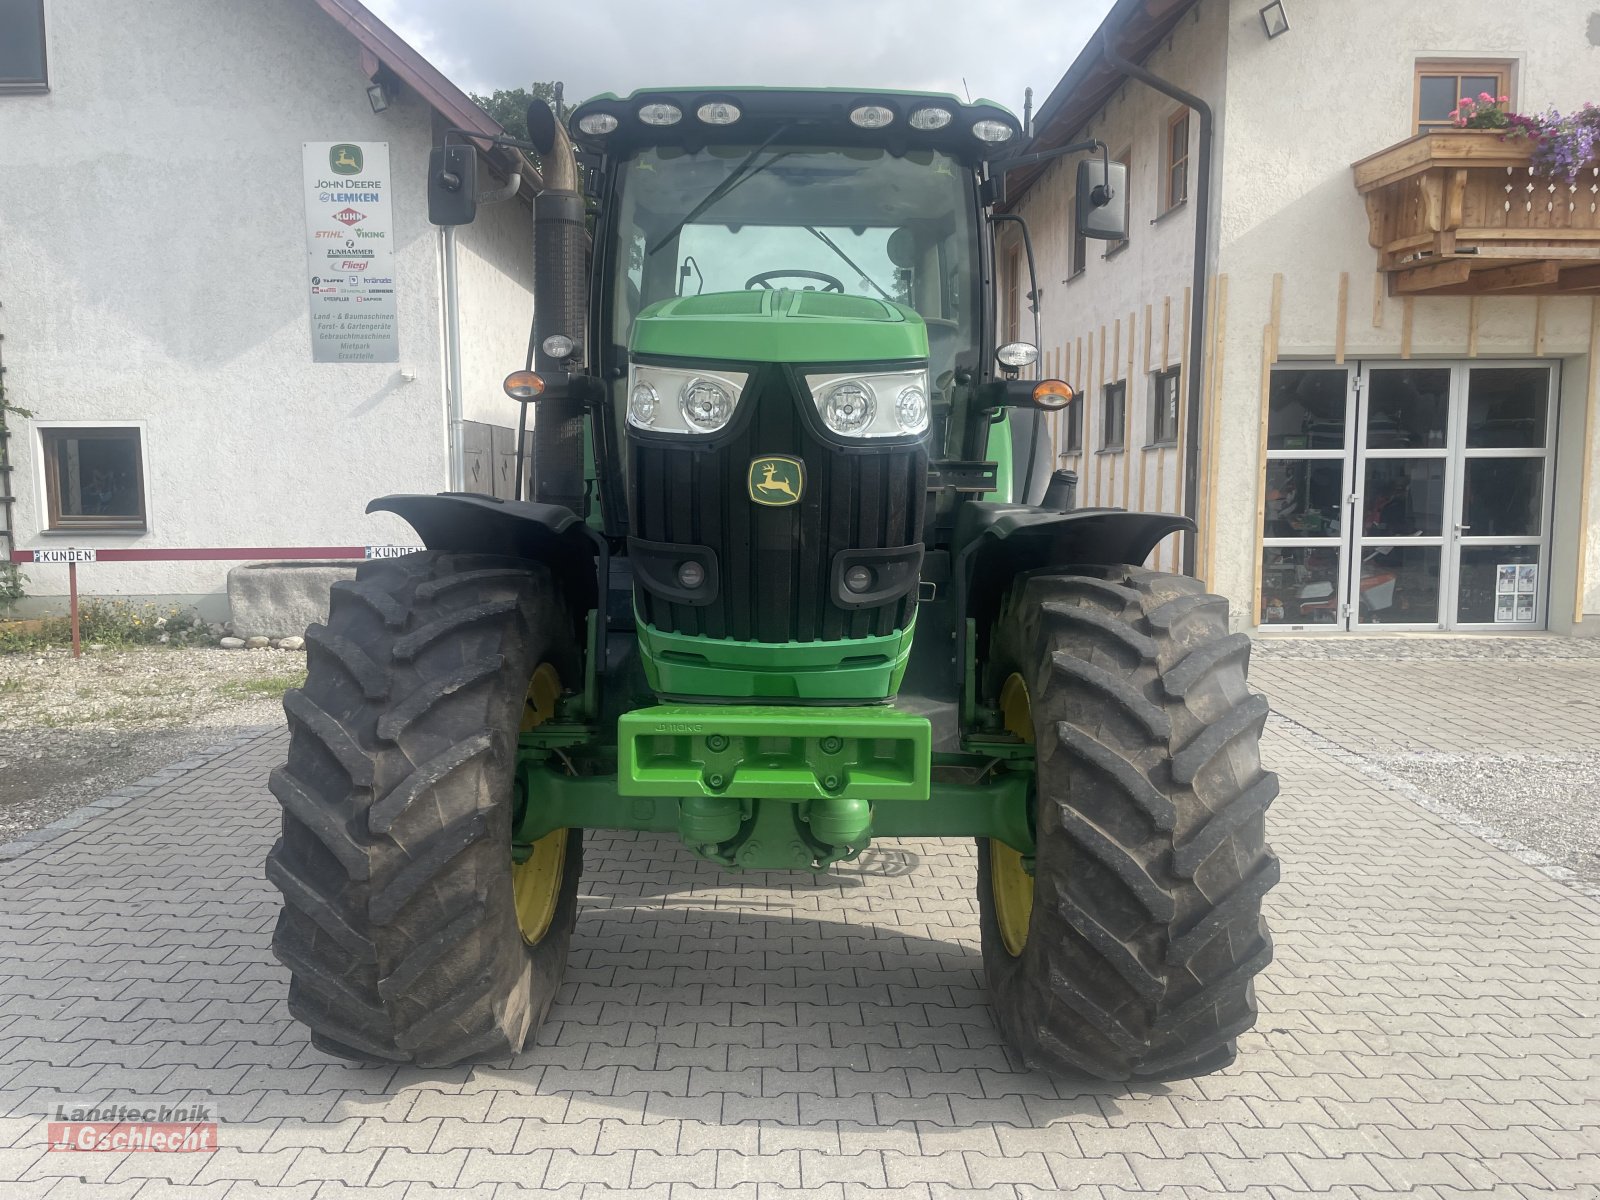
0;662;1597;1199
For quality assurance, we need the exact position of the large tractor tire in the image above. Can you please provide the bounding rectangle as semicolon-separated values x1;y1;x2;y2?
266;551;582;1066
978;565;1279;1080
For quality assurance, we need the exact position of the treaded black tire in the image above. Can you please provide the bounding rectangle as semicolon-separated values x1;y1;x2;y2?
978;565;1279;1081
266;551;582;1066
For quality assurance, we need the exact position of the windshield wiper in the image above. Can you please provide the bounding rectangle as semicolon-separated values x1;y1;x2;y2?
805;227;897;304
646;125;793;257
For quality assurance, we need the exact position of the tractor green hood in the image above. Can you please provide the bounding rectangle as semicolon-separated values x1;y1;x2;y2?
630;289;929;364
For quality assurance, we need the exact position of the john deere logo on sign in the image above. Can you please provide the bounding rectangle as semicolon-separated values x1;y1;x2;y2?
748;456;805;507
329;144;363;174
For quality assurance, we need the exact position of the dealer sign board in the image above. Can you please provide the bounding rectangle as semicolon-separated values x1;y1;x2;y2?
302;142;398;363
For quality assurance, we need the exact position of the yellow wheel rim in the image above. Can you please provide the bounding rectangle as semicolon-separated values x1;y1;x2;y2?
991;673;1035;957
513;663;567;946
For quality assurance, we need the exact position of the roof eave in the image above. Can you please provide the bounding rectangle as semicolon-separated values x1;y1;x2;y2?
1006;0;1202;207
313;0;543;195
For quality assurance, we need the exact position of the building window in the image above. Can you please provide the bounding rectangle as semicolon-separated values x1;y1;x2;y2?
1414;60;1513;134
1150;366;1180;444
1104;145;1132;256
0;0;48;92
1063;399;1083;454
41;428;147;532
1101;380;1126;451
1162;109;1189;212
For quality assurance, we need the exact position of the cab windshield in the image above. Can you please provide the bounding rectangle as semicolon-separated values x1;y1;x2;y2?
609;144;981;385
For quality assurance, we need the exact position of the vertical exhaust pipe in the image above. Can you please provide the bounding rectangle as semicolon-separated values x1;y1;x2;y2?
529;104;590;514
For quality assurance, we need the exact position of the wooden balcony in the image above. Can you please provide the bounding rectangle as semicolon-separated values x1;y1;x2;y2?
1352;130;1600;295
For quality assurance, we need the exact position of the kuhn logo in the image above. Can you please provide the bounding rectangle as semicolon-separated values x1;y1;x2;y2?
332;207;365;226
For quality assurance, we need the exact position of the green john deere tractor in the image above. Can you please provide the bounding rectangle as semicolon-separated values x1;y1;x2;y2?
266;88;1279;1081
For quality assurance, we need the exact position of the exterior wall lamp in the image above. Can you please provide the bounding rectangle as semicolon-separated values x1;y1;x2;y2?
367;82;390;113
1259;1;1290;38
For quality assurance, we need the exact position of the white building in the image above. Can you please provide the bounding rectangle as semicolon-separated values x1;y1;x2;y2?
1004;0;1600;635
1;0;540;618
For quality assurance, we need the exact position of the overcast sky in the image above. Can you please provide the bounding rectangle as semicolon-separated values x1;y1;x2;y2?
364;0;1118;122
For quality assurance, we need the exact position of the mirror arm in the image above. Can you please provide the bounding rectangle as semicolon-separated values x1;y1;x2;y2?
988;213;1045;504
443;127;541;154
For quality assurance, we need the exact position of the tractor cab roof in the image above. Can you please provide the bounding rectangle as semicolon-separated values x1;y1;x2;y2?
568;86;1022;165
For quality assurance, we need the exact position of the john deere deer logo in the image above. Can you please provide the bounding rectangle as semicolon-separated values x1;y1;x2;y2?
748;456;805;507
329;144;363;174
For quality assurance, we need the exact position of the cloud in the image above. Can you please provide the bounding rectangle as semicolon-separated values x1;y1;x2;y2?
363;0;1115;121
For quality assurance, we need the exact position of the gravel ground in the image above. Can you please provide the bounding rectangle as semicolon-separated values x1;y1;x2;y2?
1254;632;1600;660
1381;752;1600;881
0;646;299;841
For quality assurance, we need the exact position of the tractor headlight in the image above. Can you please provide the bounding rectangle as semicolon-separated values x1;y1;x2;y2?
681;377;735;432
626;365;749;435
804;369;931;438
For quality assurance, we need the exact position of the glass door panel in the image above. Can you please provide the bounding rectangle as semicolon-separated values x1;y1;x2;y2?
1456;545;1541;625
1365;368;1451;448
1357;545;1441;624
1362;458;1447;538
1353;366;1451;630
1450;364;1556;629
1261;546;1344;625
1461;458;1544;537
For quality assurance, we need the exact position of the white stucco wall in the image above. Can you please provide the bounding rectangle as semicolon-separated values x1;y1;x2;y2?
1;0;534;608
1211;0;1600;629
1006;0;1229;573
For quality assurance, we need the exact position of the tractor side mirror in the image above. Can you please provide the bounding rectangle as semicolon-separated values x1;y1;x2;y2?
525;98;558;156
1075;158;1128;242
427;144;478;226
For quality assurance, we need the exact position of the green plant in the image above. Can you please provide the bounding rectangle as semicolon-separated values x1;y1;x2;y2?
0;600;210;653
0;564;24;612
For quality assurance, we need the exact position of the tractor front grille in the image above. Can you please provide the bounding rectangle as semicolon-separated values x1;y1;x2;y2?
628;365;926;643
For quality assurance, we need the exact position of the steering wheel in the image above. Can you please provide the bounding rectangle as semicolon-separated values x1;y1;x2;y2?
745;269;846;293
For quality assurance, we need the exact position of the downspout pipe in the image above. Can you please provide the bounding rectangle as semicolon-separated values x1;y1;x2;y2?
441;169;522;493
442;225;465;491
1100;29;1212;578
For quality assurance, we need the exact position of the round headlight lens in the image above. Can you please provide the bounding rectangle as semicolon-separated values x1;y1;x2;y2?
637;102;682;126
997;341;1040;368
541;333;576;360
677;561;706;589
577;112;619;136
822;381;875;435
844;565;874;593
681;378;734;431
895;385;929;433
696;101;742;126
971;119;1015;143
629;381;659;426
850;104;895;129
909;106;953;131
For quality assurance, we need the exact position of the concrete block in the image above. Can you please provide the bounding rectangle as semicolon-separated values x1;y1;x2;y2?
226;560;359;638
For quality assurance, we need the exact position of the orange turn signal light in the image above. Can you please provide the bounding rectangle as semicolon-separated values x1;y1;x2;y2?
503;370;545;401
1032;379;1075;410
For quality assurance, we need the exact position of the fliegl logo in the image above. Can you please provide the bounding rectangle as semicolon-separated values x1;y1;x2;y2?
329;144;363;174
748;456;805;507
